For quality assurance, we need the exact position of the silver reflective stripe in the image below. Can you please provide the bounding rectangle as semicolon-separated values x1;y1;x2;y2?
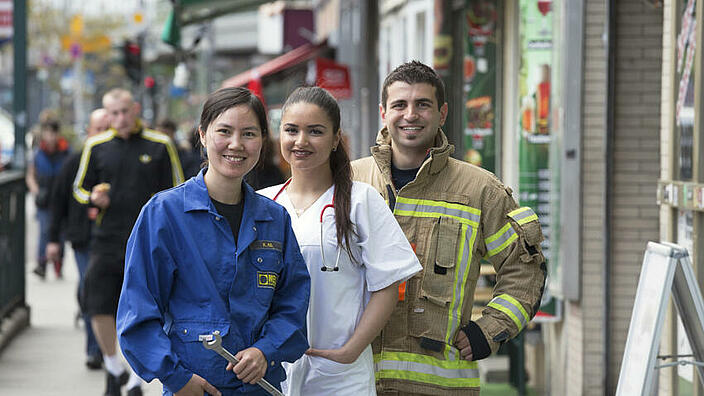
485;225;516;253
375;359;479;380
509;207;537;223
447;224;473;360
490;297;528;328
394;201;480;224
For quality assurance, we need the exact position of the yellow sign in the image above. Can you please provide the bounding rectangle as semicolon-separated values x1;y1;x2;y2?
69;15;83;36
61;34;111;53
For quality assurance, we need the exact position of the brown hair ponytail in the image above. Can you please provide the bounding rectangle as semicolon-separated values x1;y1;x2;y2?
282;86;356;259
329;136;355;258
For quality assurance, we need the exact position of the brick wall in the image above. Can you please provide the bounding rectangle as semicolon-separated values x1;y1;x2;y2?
609;1;662;394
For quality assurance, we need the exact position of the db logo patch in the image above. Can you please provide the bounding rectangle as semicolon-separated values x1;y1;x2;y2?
139;154;152;164
257;272;277;289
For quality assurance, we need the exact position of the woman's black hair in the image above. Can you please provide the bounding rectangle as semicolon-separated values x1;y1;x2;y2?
281;86;356;258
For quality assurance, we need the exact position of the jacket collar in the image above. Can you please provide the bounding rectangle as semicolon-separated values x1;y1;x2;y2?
183;168;273;222
108;119;144;140
371;126;454;176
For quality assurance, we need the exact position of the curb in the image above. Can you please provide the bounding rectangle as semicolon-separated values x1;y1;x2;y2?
0;305;31;355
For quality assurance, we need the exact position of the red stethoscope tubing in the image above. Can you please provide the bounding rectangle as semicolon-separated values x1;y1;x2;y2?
272;179;340;271
272;179;335;222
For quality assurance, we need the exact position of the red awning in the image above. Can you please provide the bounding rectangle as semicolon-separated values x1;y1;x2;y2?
221;42;324;88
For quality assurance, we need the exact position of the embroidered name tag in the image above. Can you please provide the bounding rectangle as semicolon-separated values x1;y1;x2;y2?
257;272;278;289
249;240;282;251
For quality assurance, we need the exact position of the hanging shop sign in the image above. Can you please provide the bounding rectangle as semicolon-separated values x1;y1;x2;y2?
315;57;352;100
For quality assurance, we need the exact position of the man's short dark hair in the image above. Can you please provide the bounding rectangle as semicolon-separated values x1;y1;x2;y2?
381;60;446;110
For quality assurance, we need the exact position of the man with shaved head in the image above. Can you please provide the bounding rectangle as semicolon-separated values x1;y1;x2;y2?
73;89;184;396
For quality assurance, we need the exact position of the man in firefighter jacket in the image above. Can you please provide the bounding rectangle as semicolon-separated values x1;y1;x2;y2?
352;60;547;396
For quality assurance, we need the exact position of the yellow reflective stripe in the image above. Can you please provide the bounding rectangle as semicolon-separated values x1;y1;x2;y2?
393;209;477;226
73;131;115;204
396;196;481;216
374;351;479;388
141;130;185;186
394;197;481;226
485;223;518;257
508;207;538;225
444;223;476;360
488;293;530;331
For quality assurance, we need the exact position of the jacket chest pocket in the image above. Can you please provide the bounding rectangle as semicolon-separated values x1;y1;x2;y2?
250;249;282;306
419;216;463;306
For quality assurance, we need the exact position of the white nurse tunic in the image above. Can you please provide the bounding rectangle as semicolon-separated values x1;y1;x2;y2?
259;181;421;396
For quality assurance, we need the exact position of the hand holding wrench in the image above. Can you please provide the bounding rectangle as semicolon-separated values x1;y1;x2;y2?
199;331;284;396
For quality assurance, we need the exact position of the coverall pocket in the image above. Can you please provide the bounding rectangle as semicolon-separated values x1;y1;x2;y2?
420;216;462;306
251;250;282;306
171;321;233;386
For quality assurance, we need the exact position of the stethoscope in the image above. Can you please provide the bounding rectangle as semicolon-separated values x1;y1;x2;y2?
273;179;341;272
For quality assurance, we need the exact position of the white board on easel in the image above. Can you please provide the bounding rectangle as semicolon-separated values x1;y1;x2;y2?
616;242;704;396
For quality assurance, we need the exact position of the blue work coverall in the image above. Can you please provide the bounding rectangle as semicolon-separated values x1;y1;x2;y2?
117;170;311;395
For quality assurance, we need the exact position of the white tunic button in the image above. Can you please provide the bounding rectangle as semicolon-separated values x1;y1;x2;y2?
183;329;188;335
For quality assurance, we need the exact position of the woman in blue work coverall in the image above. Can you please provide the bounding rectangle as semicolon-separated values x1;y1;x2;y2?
116;87;311;396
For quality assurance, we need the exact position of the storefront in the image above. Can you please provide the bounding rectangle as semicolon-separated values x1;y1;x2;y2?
658;0;704;394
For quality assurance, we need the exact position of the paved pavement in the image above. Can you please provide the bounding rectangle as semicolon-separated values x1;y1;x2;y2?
0;196;163;395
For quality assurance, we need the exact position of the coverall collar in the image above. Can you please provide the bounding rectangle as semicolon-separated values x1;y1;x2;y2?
183;168;273;223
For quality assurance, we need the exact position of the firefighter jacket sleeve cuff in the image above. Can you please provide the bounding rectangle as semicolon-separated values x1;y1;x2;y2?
463;321;492;361
161;364;192;395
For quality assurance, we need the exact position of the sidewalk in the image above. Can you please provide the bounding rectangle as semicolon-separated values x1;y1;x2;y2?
0;196;162;395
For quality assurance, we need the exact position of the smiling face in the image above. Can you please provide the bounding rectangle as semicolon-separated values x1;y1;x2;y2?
381;81;448;159
199;105;263;184
279;102;340;174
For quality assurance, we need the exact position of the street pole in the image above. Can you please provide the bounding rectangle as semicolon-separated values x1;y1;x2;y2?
12;0;26;170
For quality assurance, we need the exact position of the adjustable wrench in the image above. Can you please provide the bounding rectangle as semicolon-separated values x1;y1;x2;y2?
199;331;284;396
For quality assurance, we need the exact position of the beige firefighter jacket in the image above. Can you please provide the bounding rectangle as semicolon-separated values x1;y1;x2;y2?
351;127;546;395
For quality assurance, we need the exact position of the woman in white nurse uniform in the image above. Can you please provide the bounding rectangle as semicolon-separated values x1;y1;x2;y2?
259;87;421;396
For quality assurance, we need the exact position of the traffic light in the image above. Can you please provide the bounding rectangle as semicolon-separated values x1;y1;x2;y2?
123;40;142;83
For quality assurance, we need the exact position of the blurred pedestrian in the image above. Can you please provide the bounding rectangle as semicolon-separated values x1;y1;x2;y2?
46;108;109;370
73;88;184;396
352;61;547;395
117;87;310;396
156;118;202;180
245;137;286;190
259;86;421;395
27;115;70;279
182;126;204;179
